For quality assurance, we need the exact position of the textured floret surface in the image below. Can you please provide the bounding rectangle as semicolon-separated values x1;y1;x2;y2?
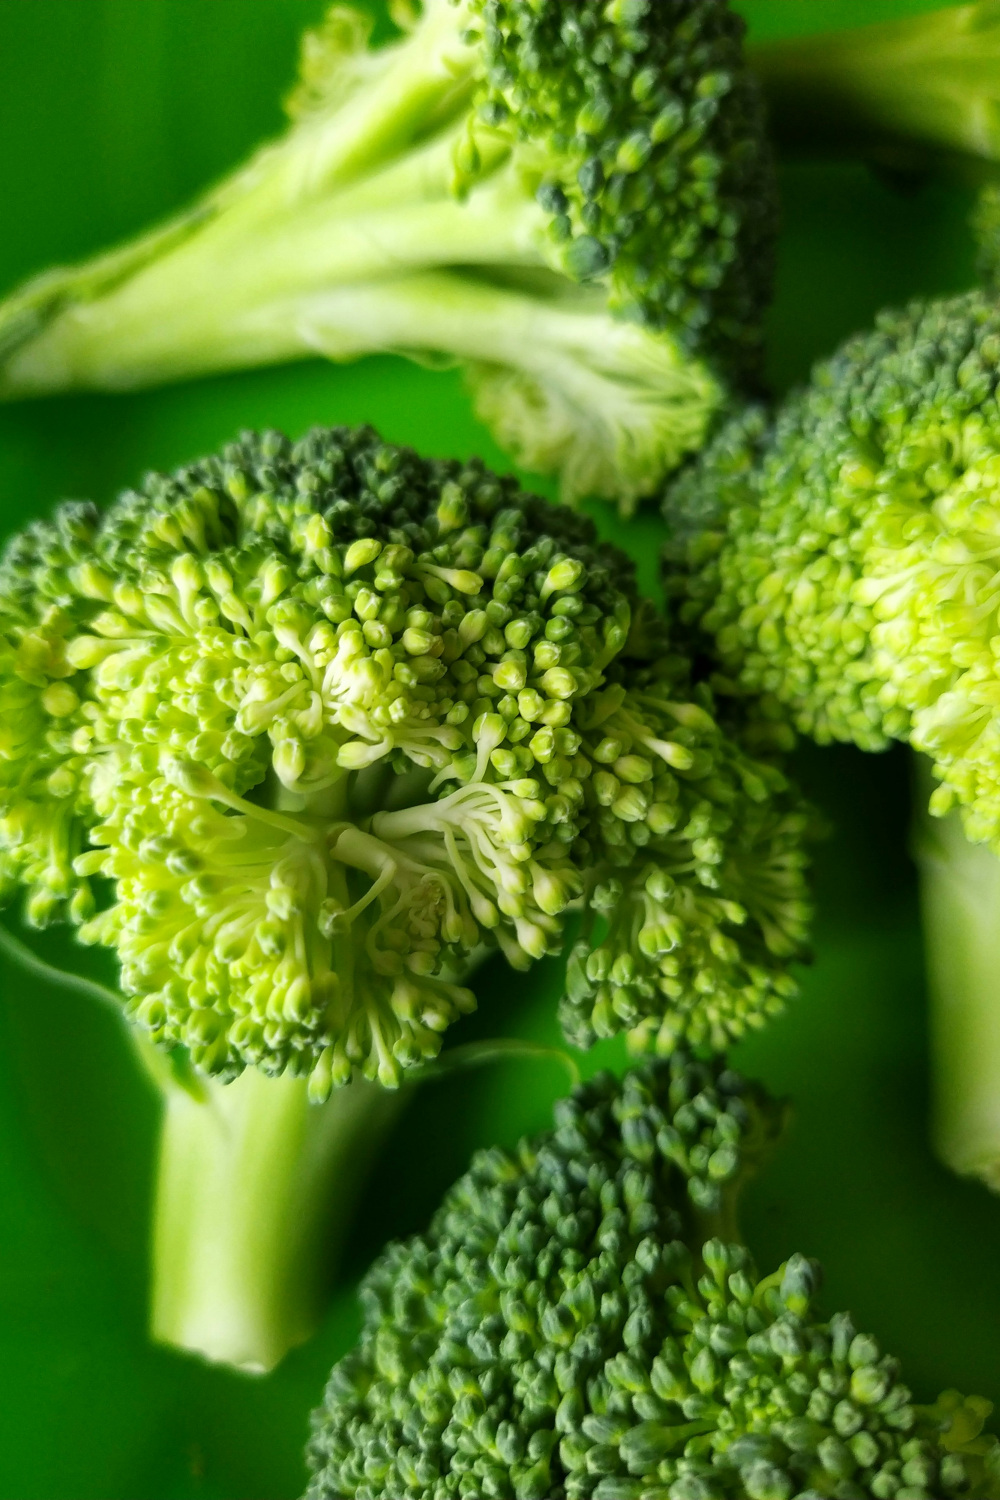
305;1057;1000;1499
467;0;776;374
665;288;1000;847
0;424;810;1089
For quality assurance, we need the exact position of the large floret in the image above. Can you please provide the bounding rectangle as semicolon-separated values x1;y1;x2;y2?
0;426;625;1089
0;0;776;510
305;1058;1000;1500
0;425;811;1095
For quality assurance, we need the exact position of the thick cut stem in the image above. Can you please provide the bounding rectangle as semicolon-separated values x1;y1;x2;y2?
913;755;1000;1190
151;1067;399;1372
751;3;1000;168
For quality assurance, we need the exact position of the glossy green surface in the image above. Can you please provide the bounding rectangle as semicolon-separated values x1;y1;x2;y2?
0;3;994;1497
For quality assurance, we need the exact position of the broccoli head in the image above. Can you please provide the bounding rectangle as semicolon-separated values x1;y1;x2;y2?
2;424;812;1089
0;0;776;510
305;1057;1000;1500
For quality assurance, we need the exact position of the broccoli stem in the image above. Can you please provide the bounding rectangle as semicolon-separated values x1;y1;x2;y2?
913;759;1000;1190
750;3;1000;169
150;1061;399;1373
0;184;547;397
0;0;532;400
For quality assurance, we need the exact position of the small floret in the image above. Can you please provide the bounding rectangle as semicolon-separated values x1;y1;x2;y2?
664;291;1000;848
305;1058;1000;1500
0;0;777;510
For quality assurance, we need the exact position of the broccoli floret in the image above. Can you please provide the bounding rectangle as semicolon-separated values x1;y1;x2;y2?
305;1057;1000;1500
0;424;811;1370
0;0;776;511
750;1;1000;173
661;259;1000;1195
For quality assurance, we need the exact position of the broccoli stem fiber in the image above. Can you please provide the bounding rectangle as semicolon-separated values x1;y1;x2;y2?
914;758;1000;1191
152;1067;398;1373
751;2;1000;170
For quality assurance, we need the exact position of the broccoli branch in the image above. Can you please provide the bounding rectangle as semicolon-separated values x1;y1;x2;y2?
0;0;775;508
751;2;1000;172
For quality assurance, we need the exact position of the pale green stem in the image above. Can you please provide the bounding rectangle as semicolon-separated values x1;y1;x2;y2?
913;753;1000;1189
0;194;548;397
0;916;581;1371
151;1065;398;1373
0;0;513;397
751;3;1000;168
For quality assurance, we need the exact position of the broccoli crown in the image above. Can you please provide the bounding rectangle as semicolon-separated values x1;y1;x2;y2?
0;426;810;1089
467;0;776;373
664;289;1000;845
305;1059;1000;1500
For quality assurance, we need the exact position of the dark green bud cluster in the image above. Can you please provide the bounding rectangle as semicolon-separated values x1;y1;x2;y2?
469;0;776;375
664;289;1000;848
305;1060;999;1499
0;426;810;1089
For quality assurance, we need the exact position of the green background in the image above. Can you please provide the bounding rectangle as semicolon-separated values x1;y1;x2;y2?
0;2;993;1496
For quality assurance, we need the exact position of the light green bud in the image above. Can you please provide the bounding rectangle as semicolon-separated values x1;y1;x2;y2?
344;538;383;574
540;667;576;700
541;557;585;601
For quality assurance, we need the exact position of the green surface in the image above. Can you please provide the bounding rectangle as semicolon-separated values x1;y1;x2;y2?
0;3;994;1498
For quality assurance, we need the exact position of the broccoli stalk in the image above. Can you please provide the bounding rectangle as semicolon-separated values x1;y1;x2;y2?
305;1057;1000;1500
913;767;1000;1191
0;0;776;511
0;425;811;1371
751;1;1000;171
149;1059;395;1374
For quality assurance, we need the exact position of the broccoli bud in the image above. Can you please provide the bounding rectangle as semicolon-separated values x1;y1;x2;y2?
0;0;776;511
305;1059;1000;1500
0;424;811;1369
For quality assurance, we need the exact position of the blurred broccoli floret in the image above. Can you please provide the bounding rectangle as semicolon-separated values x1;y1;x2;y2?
661;223;1000;1196
306;1057;1000;1500
0;0;777;512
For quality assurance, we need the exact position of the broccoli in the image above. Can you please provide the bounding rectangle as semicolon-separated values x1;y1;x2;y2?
0;0;777;513
305;1055;1000;1500
749;1;1000;175
660;231;1000;1193
0;422;811;1371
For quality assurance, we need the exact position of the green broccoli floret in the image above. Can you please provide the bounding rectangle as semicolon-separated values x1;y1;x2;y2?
0;423;810;1370
0;0;776;512
661;248;1000;1195
305;1056;1000;1500
750;1;1000;174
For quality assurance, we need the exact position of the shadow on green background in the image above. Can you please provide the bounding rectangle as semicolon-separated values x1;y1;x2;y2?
0;3;995;1497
